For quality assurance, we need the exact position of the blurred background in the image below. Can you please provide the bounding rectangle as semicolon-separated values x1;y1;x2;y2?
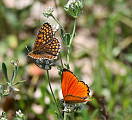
0;0;132;120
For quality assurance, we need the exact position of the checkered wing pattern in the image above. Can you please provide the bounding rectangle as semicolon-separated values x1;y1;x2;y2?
28;23;61;60
43;38;61;56
33;23;54;51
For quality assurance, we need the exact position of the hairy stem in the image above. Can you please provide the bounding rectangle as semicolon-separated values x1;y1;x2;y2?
64;112;74;120
67;19;77;64
51;15;64;30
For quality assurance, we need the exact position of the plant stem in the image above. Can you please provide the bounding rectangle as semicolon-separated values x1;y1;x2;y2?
64;113;68;120
59;54;64;68
51;15;64;31
67;19;77;64
69;19;77;48
46;70;63;119
64;112;74;120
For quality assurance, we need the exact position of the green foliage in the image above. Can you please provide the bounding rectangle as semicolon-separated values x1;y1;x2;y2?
2;62;9;82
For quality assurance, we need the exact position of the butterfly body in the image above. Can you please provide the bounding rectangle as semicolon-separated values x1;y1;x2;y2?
61;69;90;103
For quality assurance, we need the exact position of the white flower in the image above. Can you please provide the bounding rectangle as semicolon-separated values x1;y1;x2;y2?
64;0;83;18
43;7;54;18
65;0;76;8
16;110;24;118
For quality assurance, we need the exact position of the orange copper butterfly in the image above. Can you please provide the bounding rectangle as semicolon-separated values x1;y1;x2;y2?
61;69;91;103
28;23;61;70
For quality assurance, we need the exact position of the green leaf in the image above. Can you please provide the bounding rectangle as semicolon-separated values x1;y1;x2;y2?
2;62;9;82
11;65;18;83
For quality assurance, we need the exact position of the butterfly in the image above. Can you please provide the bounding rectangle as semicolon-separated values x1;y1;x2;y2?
61;69;91;103
28;23;61;60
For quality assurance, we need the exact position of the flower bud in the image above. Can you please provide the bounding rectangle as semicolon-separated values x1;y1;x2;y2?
43;7;54;18
64;0;83;18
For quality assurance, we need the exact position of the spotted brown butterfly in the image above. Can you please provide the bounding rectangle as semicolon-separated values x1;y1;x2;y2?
28;23;61;69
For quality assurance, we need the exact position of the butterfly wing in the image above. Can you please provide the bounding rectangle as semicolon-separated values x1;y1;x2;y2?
28;23;61;59
28;52;56;59
64;95;88;103
39;37;61;56
61;69;90;103
33;23;54;51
